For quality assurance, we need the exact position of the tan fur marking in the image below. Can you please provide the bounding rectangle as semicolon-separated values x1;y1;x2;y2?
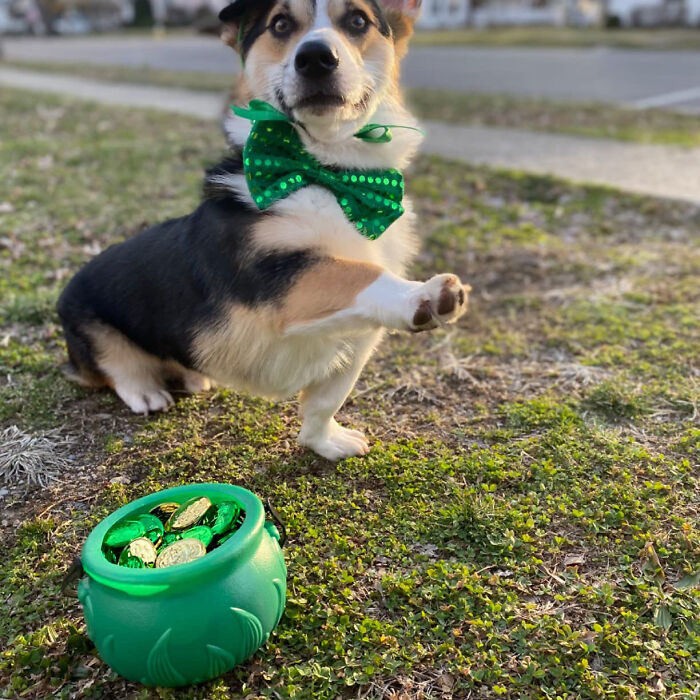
191;258;381;397
163;360;213;393
280;258;382;328
62;362;110;389
221;23;238;49
87;324;165;382
325;0;394;60
251;24;295;65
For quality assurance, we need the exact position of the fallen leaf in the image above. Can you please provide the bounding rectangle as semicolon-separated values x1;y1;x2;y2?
438;672;455;692
649;675;665;694
653;604;672;632
641;541;665;580
673;571;700;590
564;554;585;567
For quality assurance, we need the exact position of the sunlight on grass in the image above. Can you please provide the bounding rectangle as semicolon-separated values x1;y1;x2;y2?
1;88;698;699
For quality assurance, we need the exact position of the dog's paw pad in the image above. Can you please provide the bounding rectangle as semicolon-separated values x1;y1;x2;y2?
412;300;433;328
410;274;470;332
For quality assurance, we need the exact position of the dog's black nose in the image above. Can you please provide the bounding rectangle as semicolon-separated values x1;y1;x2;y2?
295;41;339;79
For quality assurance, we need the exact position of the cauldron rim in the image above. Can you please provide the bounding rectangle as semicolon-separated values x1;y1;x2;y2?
81;483;265;596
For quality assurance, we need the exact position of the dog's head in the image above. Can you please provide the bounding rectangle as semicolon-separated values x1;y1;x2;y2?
220;0;421;144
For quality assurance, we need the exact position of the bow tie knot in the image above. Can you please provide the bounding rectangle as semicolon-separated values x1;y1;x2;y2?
234;101;406;240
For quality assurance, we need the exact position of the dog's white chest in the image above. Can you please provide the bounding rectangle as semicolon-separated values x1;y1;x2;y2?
268;185;417;274
201;325;368;400
197;180;418;399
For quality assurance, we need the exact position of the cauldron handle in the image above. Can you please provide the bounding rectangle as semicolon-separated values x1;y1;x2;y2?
264;499;287;548
61;555;84;597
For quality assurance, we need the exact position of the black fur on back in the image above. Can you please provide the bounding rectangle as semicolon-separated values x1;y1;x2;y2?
57;156;319;370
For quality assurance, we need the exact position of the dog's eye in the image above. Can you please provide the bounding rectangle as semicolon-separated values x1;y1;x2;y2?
270;14;294;38
346;10;369;34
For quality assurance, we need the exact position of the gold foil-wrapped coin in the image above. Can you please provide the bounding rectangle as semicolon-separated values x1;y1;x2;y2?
155;537;207;568
166;497;212;531
150;502;180;523
127;537;158;566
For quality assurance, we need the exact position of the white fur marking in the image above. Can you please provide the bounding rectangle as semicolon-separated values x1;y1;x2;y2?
285;271;469;336
297;330;380;460
89;326;175;415
312;0;332;29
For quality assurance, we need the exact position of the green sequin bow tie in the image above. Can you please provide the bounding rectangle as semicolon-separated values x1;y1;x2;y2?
232;100;412;240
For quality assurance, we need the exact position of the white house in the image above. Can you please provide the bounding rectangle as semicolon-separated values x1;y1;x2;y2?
687;0;700;22
605;0;697;25
417;0;698;28
416;0;470;28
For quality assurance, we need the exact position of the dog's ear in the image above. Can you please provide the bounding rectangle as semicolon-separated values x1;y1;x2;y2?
219;0;275;54
377;0;422;55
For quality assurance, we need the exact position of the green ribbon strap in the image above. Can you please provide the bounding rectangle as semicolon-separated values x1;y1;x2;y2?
231;100;413;240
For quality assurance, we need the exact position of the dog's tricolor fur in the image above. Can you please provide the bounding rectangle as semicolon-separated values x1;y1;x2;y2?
57;0;471;460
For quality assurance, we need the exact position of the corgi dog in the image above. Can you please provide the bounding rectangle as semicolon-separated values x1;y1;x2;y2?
57;0;470;461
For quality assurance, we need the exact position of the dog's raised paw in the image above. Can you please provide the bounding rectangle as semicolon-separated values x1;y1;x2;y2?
299;420;370;461
410;274;470;332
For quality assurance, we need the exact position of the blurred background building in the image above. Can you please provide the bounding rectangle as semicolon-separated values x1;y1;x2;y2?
0;0;227;35
417;0;700;27
1;0;700;34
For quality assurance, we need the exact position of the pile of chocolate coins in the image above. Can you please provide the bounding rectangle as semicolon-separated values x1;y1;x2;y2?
101;496;245;569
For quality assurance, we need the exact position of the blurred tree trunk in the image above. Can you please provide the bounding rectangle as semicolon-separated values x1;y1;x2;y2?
133;0;154;26
35;0;60;34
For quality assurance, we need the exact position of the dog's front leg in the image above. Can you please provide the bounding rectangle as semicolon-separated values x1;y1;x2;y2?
297;331;380;461
279;258;470;459
281;260;470;338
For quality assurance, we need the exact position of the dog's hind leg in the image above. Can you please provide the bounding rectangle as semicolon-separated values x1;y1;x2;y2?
88;325;174;415
62;324;110;389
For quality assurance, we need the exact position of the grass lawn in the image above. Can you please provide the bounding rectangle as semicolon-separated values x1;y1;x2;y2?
6;60;700;148
1;88;699;699
412;26;700;50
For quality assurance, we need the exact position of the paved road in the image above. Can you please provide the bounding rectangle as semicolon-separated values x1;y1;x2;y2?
4;35;700;112
3;65;700;203
422;122;700;203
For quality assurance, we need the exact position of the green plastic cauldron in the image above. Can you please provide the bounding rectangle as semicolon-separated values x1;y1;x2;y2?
77;484;286;687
